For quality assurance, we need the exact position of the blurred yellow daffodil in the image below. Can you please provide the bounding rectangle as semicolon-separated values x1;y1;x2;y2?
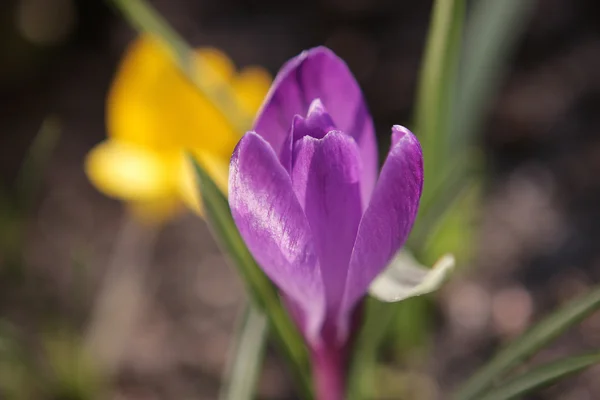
85;35;271;223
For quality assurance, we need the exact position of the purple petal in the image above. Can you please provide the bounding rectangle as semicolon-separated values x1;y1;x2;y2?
278;99;336;173
254;47;378;205
229;132;325;340
290;131;363;325
339;125;424;338
292;99;337;141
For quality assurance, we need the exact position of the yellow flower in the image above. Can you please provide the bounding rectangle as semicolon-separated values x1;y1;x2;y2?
85;35;271;223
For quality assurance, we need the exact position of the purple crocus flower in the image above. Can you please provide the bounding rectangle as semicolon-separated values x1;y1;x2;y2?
228;47;424;399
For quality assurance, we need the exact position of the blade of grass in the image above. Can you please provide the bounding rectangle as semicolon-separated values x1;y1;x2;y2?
347;298;396;400
354;0;536;397
422;0;537;232
348;2;465;398
478;353;600;400
415;0;465;209
449;0;536;154
421;0;536;240
454;284;600;400
191;156;313;399
0;322;34;399
16;116;60;212
369;0;536;393
107;0;252;131
219;304;268;400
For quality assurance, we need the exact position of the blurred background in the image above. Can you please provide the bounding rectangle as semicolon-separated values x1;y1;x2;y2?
2;0;600;399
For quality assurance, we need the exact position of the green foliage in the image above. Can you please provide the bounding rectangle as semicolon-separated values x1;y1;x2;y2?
449;0;537;153
0;324;103;400
419;180;480;266
0;117;60;278
454;284;600;400
415;0;465;194
478;353;600;400
43;329;105;400
108;2;596;400
349;1;467;397
190;156;313;398
350;0;539;396
219;305;269;400
16;117;60;212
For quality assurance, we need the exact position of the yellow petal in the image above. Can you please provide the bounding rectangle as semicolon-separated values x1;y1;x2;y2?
85;140;175;202
127;197;182;225
107;35;239;158
195;47;235;85
178;151;230;215
233;66;272;114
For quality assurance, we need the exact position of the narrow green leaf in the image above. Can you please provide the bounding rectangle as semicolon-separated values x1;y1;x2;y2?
0;322;33;400
348;2;465;398
454;285;600;400
408;172;477;254
422;0;536;237
450;0;536;154
107;0;252;131
190;156;313;399
16;116;60;212
347;297;397;400
420;0;536;231
220;305;268;400
415;0;465;208
43;329;105;400
349;1;536;397
478;353;600;400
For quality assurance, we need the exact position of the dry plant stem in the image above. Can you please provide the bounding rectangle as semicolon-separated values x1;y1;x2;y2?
84;214;159;376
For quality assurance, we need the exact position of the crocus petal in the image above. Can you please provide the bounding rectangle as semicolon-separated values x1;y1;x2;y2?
340;125;423;337
291;99;337;141
253;47;378;204
85;140;175;201
279;99;337;172
107;35;240;158
128;197;182;224
229;132;325;339
369;251;455;302
232;66;273;114
290;131;363;320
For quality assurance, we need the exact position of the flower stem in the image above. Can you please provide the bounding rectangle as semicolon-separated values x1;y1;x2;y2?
312;347;346;400
84;214;158;375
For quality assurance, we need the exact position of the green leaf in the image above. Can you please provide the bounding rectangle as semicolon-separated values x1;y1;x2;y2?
347;297;397;400
16;116;60;212
478;353;600;400
0;322;34;400
107;0;252;131
349;0;537;396
190;156;313;399
1;117;60;278
449;0;536;154
348;2;465;398
454;284;600;400
421;0;536;239
220;305;268;400
43;329;105;400
415;0;465;208
416;178;480;266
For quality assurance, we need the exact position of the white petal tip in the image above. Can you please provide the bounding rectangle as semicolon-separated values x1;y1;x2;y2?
368;251;455;303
